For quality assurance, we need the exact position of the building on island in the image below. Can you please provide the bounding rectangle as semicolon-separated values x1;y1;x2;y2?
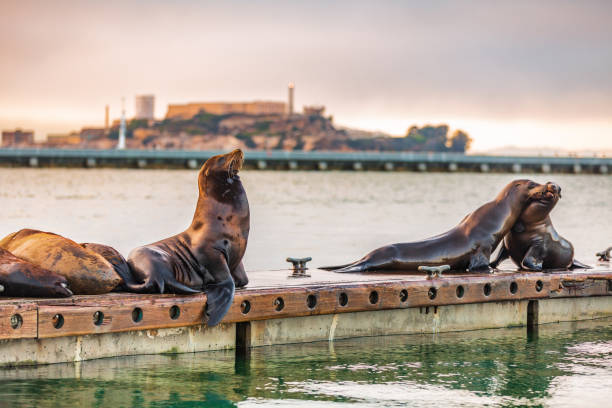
1;129;34;146
303;105;325;116
135;94;155;120
166;101;286;120
46;132;81;146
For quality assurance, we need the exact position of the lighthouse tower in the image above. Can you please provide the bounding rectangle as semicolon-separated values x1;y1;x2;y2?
117;98;126;150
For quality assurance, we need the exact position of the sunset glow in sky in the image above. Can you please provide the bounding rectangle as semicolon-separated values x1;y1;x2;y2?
1;0;611;152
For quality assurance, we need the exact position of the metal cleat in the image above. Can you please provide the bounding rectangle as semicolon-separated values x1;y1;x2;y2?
596;247;612;262
418;265;450;279
287;257;312;278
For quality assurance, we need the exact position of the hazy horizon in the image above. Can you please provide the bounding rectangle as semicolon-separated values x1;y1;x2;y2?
1;0;611;152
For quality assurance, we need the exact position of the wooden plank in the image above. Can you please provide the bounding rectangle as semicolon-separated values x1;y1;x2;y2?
38;295;206;338
0;303;37;340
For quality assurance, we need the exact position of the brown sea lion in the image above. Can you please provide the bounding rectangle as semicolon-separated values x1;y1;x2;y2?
489;183;590;271
0;248;73;297
0;229;121;295
321;180;552;273
126;149;250;326
80;242;133;289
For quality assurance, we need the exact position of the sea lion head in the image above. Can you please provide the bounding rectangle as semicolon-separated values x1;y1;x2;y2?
518;182;561;224
499;179;551;205
198;149;245;202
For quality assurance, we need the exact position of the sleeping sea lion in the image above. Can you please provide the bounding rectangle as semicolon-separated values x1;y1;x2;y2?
125;149;250;326
0;229;121;294
489;182;590;271
0;248;73;297
321;180;552;273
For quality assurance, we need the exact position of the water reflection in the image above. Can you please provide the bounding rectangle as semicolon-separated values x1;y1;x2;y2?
1;318;611;407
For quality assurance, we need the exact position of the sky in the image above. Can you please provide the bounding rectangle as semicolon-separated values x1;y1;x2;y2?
1;0;611;152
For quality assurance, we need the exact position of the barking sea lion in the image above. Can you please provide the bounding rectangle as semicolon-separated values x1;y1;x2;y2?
322;180;551;273
490;183;590;271
125;149;250;326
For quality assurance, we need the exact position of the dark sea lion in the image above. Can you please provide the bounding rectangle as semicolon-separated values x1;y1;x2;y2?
126;149;250;326
321;180;551;273
490;183;590;271
0;248;73;297
0;229;121;295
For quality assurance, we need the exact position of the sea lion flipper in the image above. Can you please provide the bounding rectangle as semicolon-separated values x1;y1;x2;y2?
521;245;544;271
468;250;491;272
231;261;249;288
204;259;235;326
490;245;510;269
570;259;592;270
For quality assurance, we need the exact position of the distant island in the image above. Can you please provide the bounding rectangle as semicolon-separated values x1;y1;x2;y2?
1;88;472;153
2;112;471;153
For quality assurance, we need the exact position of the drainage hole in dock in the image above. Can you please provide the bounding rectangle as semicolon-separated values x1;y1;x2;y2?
93;311;104;326
307;294;317;309
274;297;284;312
369;290;379;305
428;287;437;300
339;292;349;307
240;300;251;314
434;306;438;314
10;314;22;330
52;314;64;329
510;281;518;294
608;280;612;292
536;280;543;292
456;285;465;298
132;307;143;323
169;305;180;320
483;283;492;296
399;289;408;302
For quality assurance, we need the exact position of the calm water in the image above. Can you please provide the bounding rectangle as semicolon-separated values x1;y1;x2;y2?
1;169;612;407
0;169;610;270
0;318;610;407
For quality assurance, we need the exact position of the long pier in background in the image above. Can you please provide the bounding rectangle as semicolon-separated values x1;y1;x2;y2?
0;148;611;173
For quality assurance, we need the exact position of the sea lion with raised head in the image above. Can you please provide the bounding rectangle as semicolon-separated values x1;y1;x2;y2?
126;149;250;326
321;180;552;273
0;248;73;297
0;229;121;295
489;182;590;271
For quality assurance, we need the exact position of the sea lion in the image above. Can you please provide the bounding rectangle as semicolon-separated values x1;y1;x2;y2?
80;242;133;289
0;248;73;297
0;229;121;295
126;149;250;326
321;180;552;273
489;183;590;271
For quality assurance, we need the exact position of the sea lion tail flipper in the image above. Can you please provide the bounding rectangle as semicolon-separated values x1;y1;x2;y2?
570;259;592;270
205;275;235;326
329;262;369;273
319;263;354;271
120;275;200;294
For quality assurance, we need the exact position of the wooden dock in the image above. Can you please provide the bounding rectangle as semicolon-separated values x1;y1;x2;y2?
1;265;612;366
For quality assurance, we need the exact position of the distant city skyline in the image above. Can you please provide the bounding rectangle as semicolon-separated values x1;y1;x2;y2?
1;0;611;153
